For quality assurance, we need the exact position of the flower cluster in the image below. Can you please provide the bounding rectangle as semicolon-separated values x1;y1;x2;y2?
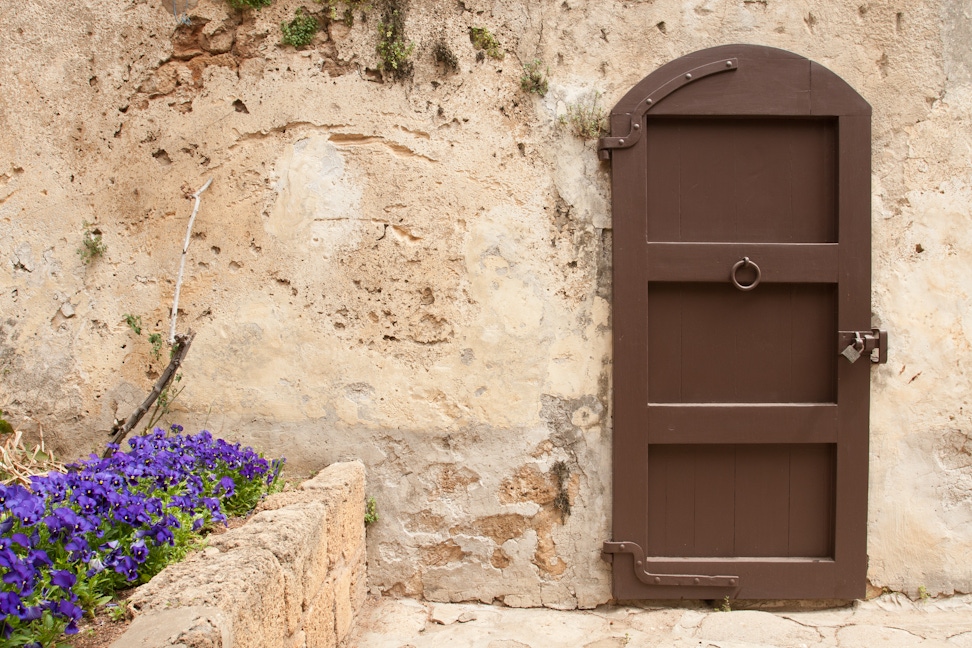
0;426;284;648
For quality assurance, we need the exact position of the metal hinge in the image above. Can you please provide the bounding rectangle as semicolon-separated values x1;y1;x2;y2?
597;58;739;161
602;541;740;588
838;329;889;364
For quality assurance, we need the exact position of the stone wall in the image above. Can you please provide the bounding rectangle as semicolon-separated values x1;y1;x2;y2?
113;460;367;648
1;0;971;606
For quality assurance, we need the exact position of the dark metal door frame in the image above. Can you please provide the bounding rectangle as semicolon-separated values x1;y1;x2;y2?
600;45;883;600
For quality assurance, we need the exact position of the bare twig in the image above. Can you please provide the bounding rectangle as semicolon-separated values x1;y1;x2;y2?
169;178;212;344
105;330;196;456
0;420;64;486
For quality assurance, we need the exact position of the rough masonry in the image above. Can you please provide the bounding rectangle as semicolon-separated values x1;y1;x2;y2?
1;0;971;607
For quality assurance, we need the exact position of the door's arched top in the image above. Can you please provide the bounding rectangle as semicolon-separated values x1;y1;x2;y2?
599;45;870;159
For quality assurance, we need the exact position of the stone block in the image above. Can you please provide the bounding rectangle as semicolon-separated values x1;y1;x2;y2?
110;606;231;648
304;581;337;648
209;502;327;636
107;462;366;648
333;566;355;643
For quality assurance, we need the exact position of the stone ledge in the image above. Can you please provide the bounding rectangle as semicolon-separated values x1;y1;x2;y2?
111;461;367;648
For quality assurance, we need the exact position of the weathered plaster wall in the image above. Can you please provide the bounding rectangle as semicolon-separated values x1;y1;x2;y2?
1;0;970;606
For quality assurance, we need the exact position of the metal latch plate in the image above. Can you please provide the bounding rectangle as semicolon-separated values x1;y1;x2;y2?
602;541;740;588
838;329;888;364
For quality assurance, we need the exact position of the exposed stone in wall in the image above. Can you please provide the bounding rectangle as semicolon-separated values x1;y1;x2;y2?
2;0;972;608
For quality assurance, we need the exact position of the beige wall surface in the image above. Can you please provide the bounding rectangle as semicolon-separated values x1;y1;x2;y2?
2;0;970;606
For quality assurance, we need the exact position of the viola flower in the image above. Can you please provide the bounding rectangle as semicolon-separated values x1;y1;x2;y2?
113;555;139;581
64;536;90;561
1;426;281;647
50;570;76;590
216;476;235;496
10;496;45;526
86;556;105;577
130;540;148;563
10;533;30;548
27;549;51;569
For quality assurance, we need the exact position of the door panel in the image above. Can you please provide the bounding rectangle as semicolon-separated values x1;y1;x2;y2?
602;45;874;600
646;118;837;243
646;444;834;558
646;283;836;403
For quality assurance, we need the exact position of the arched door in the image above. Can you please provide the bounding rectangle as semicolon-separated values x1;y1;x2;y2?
601;45;885;599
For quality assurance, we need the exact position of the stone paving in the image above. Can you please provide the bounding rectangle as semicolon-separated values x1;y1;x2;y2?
349;593;972;647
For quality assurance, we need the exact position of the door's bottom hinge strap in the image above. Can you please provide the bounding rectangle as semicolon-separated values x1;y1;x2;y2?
603;541;740;588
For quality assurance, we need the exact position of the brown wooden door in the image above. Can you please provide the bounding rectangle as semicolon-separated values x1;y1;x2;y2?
601;45;879;599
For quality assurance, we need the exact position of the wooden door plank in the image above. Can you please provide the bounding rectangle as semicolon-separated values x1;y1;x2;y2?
832;114;871;598
693;446;737;556
647;446;738;557
647;404;837;444
788;444;836;557
652;446;698;555
645;282;683;403
645;119;836;243
645;243;838;283
646;284;836;404
734;446;791;556
610;128;652;550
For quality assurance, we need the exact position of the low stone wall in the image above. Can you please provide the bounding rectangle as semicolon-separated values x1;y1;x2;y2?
111;461;367;648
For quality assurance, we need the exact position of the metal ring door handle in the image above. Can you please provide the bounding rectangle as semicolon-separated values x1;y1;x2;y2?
731;257;761;291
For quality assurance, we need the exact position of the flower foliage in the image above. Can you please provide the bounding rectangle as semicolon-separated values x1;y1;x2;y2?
0;426;284;647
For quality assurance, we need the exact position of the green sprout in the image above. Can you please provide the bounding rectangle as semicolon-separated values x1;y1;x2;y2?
281;8;319;47
377;4;414;81
226;0;272;10
78;222;107;264
469;27;503;60
560;91;606;139
148;333;164;360
364;496;378;526
520;59;549;96
123;314;143;336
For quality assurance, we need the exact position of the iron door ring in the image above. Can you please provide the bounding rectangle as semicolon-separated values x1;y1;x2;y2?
731;257;761;291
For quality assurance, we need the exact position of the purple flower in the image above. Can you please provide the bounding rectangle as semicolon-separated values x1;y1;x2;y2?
86;557;105;577
2;560;35;593
130;540;148;563
113;555;139;581
216;476;236;496
27;549;51;569
50;570;76;590
10;496;44;526
0;592;21;617
54;598;83;622
10;533;30;548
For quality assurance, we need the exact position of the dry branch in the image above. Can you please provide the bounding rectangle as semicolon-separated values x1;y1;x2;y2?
0;422;63;486
105;330;195;456
169;177;212;344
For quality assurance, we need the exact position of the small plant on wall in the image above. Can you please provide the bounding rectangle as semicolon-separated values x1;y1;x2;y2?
377;1;414;81
77;221;106;264
281;8;319;47
226;0;272;9
469;26;503;60
433;41;459;73
560;91;606;139
364;496;379;526
520;59;549;96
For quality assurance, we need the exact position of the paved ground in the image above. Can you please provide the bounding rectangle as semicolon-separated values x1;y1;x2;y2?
349;593;972;647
